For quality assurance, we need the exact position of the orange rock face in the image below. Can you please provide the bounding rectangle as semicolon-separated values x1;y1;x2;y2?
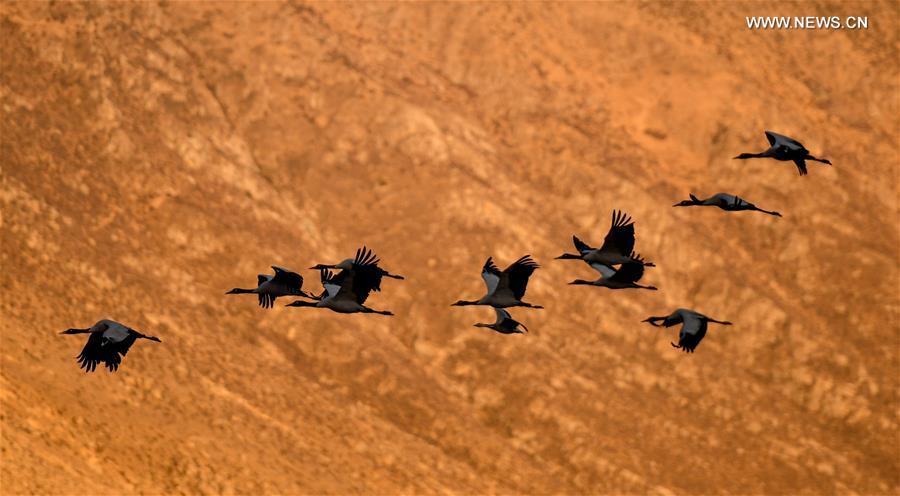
1;2;897;494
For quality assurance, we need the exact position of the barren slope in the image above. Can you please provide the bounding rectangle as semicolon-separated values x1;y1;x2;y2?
1;2;898;494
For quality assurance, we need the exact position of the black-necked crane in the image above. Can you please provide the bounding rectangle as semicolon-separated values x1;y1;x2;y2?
452;255;543;309
286;254;393;316
60;319;161;372
310;246;404;291
226;266;314;309
474;308;529;335
734;130;831;176
642;309;732;353
556;210;655;267
674;193;782;217
569;252;658;290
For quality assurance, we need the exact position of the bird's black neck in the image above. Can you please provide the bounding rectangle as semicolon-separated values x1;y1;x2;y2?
287;300;317;308
227;288;255;294
453;300;479;306
555;253;582;260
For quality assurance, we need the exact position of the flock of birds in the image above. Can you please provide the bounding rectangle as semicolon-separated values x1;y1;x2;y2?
61;130;831;371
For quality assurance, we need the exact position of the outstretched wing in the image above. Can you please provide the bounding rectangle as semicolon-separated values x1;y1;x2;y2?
256;274;272;308
495;307;528;333
599;210;636;256
572;235;594;254
765;130;806;151
792;158;808;176
588;262;616;279
104;333;141;371
353;246;380;267
481;257;501;295
75;328;126;373
609;254;646;284
74;332;106;372
320;268;343;301
675;313;708;352
504;255;539;300
680;312;705;337
350;267;381;304
493;307;512;323
271;266;304;293
351;246;386;294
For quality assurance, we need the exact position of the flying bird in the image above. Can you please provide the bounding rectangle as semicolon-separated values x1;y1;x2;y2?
473;308;529;335
286;266;393;315
568;252;658;290
452;255;543;309
60;319;161;372
310;247;404;294
673;193;782;217
226;266;315;308
556;210;655;267
734;130;831;176
642;309;732;353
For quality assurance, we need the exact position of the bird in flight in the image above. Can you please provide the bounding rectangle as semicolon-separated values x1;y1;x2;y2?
309;246;404;293
673;193;782;217
287;251;394;315
226;266;315;308
473;308;530;335
60;319;161;372
452;255;543;309
642;309;732;353
568;252;658;290
556;210;655;267
734;130;831;176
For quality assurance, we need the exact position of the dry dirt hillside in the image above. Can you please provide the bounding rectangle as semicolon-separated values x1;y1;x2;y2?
1;1;898;494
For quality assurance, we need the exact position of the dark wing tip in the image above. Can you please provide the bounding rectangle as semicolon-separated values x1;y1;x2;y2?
513;254;540;269
482;257;500;273
611;209;634;228
358;246;379;266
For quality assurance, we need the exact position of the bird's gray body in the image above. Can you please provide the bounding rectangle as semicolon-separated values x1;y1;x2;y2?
643;308;732;353
674;192;781;217
227;266;312;308
287;248;394;315
557;210;655;267
734;130;831;176
60;319;161;372
453;255;543;309
309;247;405;290
570;254;657;290
474;308;529;334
